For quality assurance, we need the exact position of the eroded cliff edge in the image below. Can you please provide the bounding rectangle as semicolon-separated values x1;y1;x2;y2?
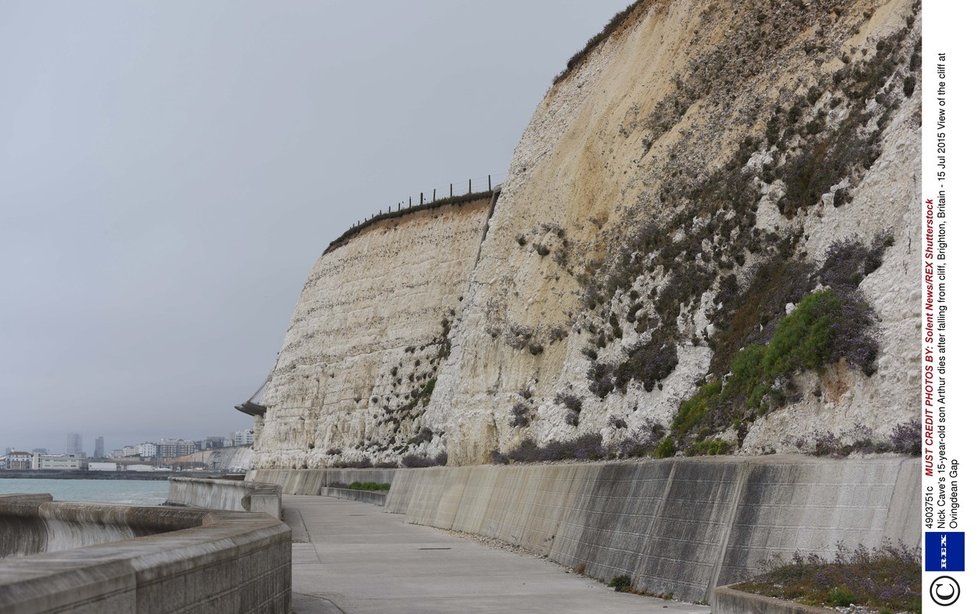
252;0;921;469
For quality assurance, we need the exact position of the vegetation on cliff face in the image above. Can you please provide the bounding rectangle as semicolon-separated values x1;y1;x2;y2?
370;313;454;460
536;4;921;458
669;285;878;452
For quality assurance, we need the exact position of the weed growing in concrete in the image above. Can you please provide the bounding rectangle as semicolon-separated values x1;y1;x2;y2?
609;575;632;592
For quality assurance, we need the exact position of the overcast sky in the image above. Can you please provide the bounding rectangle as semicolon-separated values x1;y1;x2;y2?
0;1;632;455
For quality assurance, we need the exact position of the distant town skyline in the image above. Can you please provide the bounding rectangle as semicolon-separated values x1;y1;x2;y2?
0;1;633;454
3;429;252;460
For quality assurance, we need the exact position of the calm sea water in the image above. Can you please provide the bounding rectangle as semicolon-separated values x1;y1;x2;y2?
0;478;169;505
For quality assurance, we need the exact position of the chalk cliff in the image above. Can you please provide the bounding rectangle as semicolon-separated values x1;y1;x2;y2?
250;0;921;468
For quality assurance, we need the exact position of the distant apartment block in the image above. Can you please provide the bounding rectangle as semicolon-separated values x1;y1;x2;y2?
231;430;254;447
7;451;33;470
66;433;83;457
33;454;85;470
201;436;228;450
94;436;105;459
156;438;197;460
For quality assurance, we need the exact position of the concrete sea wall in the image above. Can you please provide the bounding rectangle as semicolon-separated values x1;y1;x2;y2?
0;494;291;613
246;468;329;495
166;477;282;519
246;467;396;494
383;455;919;603
322;487;388;506
0;494;208;558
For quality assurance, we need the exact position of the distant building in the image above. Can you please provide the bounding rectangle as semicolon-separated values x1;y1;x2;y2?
31;448;48;455
230;430;254;447
138;442;158;458
94;436;105;459
122;445;139;457
33;454;84;470
7;451;32;470
66;433;83;457
156;439;197;460
125;464;158;472
203;436;227;450
88;462;118;472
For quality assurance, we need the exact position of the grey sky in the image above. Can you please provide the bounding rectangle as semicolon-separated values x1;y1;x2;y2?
0;1;631;455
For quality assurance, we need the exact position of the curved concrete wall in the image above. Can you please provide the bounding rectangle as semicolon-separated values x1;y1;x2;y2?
0;495;291;613
0;494;208;558
167;477;282;518
384;456;919;603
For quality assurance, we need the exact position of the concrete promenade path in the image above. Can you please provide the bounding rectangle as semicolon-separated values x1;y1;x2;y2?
285;495;710;614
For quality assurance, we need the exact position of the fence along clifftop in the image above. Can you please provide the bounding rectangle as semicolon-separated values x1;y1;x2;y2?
324;174;503;255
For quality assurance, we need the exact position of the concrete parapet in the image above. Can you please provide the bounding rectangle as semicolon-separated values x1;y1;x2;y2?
0;495;291;613
246;469;328;495
383;455;919;603
712;586;835;614
246;467;398;496
322;487;388;506
0;493;208;557
166;477;282;519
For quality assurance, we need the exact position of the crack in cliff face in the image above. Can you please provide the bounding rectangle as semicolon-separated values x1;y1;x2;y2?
253;0;921;468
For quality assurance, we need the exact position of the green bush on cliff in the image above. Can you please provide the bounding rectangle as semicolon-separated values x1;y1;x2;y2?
672;289;876;449
671;381;721;441
689;438;732;456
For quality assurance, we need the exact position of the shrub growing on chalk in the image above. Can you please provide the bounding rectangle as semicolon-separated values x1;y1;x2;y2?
400;451;448;468
509;403;532;428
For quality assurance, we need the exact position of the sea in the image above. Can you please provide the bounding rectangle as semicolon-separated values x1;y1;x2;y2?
0;478;169;505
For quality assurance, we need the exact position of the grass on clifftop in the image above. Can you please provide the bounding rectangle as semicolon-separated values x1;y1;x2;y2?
735;542;921;614
553;0;643;84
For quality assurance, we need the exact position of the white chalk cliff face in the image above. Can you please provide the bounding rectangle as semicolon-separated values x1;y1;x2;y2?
253;198;493;469
253;0;921;468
